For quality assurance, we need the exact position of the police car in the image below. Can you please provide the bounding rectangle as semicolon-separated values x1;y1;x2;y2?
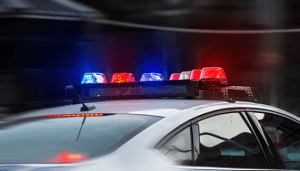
0;67;299;171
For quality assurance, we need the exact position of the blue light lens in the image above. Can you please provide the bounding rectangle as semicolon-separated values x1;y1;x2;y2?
140;73;164;81
81;73;107;84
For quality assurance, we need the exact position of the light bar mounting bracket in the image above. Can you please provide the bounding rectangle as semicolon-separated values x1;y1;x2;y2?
220;86;257;103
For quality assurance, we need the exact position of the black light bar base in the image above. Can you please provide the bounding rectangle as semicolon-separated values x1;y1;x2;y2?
68;80;257;103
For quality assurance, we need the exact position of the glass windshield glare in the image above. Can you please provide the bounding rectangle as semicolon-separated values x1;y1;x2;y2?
0;114;161;164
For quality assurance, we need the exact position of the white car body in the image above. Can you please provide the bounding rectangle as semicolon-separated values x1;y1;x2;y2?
0;99;299;171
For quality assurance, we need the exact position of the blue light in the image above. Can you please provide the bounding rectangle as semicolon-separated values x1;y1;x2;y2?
140;73;164;81
81;73;107;84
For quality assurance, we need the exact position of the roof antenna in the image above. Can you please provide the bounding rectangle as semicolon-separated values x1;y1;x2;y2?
77;116;86;141
65;85;96;111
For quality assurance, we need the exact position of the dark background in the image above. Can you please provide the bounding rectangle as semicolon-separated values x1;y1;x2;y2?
0;0;300;116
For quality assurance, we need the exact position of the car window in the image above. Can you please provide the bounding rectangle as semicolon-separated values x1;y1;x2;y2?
195;112;268;169
254;113;300;170
158;126;193;166
0;114;161;164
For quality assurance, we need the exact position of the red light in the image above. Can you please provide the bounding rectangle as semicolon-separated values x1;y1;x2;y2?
46;150;89;163
42;114;103;118
169;73;180;80
200;67;226;79
190;69;202;80
111;73;135;83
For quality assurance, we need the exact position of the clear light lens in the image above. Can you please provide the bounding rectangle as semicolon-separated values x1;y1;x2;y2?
140;73;164;81
179;71;191;80
111;73;135;83
81;73;107;84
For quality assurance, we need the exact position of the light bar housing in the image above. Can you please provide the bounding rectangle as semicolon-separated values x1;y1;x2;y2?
69;80;256;103
68;67;256;103
73;80;199;100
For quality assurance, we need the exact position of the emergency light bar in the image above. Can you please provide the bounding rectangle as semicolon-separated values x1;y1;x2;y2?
67;67;257;104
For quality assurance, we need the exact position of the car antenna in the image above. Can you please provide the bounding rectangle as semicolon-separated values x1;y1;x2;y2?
65;85;96;111
77;116;86;141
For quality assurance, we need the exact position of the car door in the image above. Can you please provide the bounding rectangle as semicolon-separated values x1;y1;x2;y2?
156;109;278;170
246;109;300;170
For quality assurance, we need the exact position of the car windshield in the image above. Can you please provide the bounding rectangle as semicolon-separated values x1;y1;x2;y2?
0;114;161;164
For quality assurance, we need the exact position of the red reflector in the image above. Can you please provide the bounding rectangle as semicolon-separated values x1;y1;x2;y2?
42;114;103;118
190;69;202;80
169;73;180;80
200;67;226;79
46;150;89;163
111;73;135;83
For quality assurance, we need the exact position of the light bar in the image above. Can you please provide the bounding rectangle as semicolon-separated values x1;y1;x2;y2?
68;66;257;103
169;73;180;80
81;73;107;84
179;71;191;80
190;69;202;80
111;73;135;83
42;114;103;118
140;73;164;81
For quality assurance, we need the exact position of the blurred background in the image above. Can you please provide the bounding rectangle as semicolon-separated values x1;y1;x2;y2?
0;0;300;116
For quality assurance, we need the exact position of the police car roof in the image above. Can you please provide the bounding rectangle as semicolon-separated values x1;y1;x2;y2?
7;99;296;121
